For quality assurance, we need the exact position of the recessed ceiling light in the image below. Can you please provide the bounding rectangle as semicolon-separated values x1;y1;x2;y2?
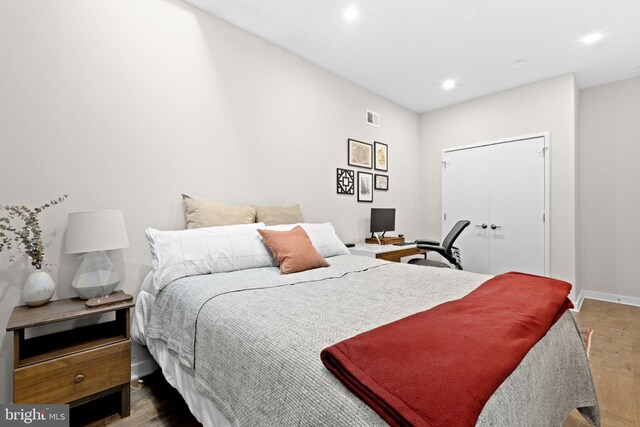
343;6;359;22
512;60;527;69
442;79;456;90
581;32;604;45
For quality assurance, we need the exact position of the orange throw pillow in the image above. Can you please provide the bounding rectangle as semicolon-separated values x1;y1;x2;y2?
258;226;329;274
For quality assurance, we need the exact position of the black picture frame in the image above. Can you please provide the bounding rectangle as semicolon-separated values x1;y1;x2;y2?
374;141;388;172
357;172;373;202
336;168;355;194
374;174;388;191
348;139;373;169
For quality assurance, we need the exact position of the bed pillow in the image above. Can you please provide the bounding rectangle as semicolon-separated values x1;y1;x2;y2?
182;194;256;229
265;223;351;258
254;204;304;226
145;222;272;292
258;226;329;274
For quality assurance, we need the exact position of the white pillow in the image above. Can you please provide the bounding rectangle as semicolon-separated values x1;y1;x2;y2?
145;223;273;293
264;223;350;259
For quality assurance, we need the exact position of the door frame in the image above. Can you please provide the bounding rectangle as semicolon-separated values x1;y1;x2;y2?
441;132;550;276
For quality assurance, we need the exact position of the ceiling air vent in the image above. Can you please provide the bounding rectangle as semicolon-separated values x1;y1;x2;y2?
366;109;380;128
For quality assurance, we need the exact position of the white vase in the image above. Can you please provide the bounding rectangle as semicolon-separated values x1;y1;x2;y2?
22;270;56;307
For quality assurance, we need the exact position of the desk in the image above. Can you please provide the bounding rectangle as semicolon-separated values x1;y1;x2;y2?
349;243;427;263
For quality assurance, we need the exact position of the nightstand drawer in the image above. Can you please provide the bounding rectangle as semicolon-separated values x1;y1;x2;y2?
14;340;130;404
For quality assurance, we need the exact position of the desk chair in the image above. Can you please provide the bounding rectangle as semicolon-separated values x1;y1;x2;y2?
408;220;470;270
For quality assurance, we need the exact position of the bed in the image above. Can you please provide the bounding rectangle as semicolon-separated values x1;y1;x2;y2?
131;227;599;427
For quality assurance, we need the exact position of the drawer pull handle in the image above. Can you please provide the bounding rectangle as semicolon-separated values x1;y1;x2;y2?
74;374;85;383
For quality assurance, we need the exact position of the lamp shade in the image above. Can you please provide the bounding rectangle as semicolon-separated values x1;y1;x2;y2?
65;210;130;254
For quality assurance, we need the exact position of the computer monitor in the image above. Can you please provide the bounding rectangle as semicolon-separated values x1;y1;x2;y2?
370;208;396;238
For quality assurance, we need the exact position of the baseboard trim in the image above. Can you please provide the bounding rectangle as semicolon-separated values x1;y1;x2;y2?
573;291;585;312
131;357;158;380
576;290;640;310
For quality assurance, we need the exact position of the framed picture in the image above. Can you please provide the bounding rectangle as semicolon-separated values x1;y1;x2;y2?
374;174;388;191
336;168;355;194
348;139;373;169
374;141;388;171
357;172;373;202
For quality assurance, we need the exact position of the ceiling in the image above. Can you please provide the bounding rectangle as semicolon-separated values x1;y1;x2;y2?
184;0;640;113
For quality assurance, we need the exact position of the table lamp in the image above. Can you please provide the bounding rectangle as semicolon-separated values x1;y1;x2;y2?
65;210;130;300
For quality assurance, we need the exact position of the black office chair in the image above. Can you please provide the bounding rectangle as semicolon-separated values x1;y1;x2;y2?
408;220;471;270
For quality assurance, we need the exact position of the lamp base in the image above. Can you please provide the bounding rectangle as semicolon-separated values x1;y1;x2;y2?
71;251;120;300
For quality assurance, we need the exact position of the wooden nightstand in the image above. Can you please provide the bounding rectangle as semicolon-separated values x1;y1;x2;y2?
6;291;134;418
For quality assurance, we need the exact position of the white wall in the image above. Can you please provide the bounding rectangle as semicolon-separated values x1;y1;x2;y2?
418;75;578;298
0;0;421;402
578;76;640;299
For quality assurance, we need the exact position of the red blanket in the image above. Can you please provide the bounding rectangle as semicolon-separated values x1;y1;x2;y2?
321;272;573;427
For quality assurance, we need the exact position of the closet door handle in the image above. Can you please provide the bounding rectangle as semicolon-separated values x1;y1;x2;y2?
490;224;502;230
475;223;488;229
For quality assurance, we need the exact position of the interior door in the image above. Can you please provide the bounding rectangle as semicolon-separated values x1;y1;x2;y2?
442;146;490;274
488;137;546;275
442;136;547;276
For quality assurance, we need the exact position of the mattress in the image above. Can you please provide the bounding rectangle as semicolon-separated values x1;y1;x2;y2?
133;255;598;426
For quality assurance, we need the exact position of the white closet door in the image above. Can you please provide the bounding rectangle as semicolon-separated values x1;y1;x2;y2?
442;146;490;273
442;135;548;276
488;137;546;275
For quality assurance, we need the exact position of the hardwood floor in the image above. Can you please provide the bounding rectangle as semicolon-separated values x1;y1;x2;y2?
75;299;639;426
564;299;640;427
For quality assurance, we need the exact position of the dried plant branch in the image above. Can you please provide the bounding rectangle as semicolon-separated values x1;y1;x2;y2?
0;195;68;269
